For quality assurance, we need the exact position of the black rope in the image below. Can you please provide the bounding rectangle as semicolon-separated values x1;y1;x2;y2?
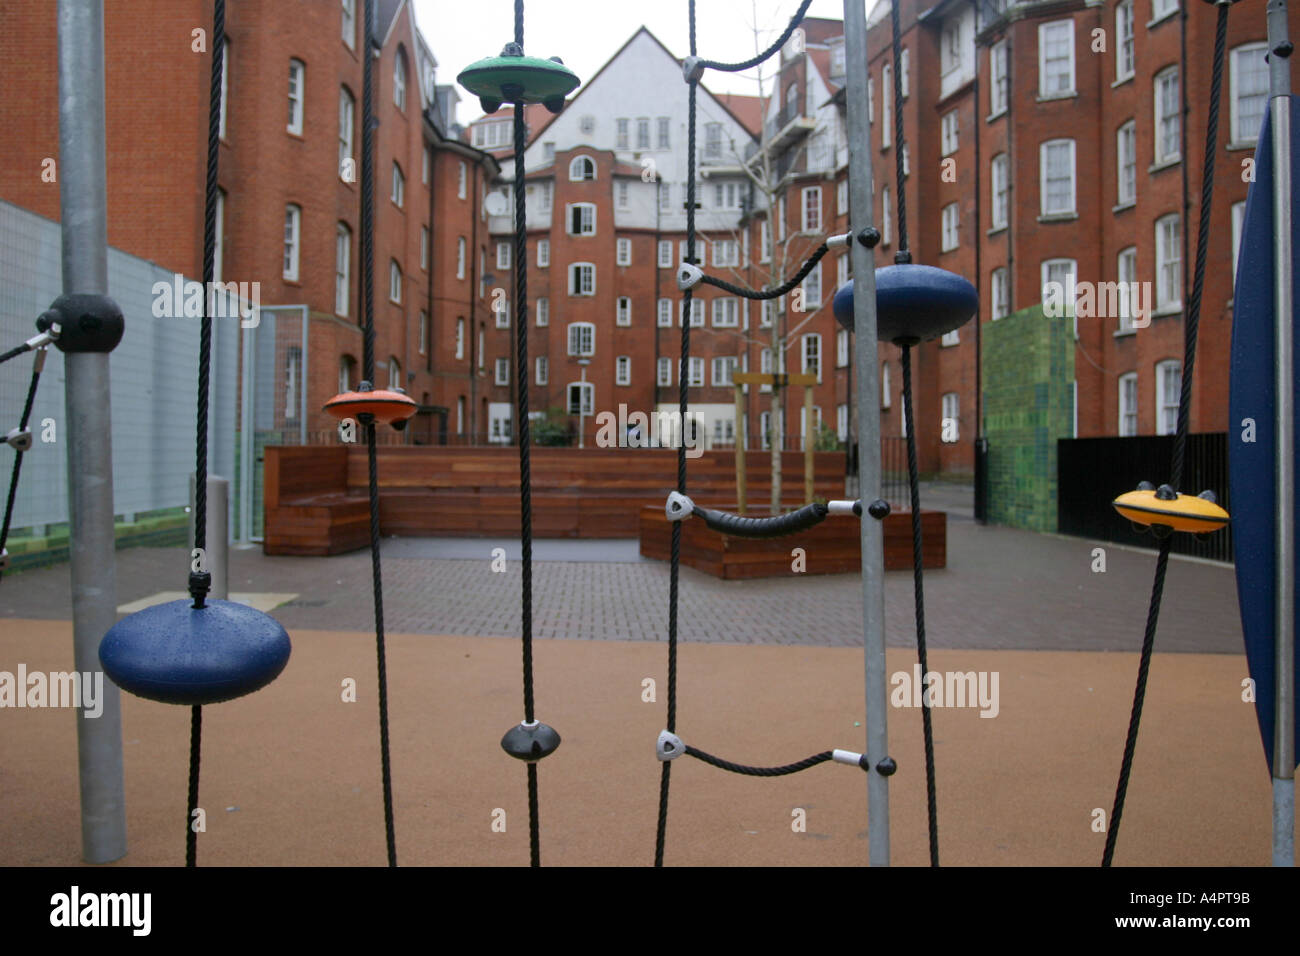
700;242;830;299
186;704;201;866
1103;2;1230;867
697;0;814;73
901;345;939;866
361;0;376;386
510;0;543;862
889;0;909;263
685;746;834;777
367;421;397;866
0;345;29;366
0;352;44;585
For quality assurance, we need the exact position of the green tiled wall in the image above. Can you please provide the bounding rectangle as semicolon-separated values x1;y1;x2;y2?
982;304;1075;532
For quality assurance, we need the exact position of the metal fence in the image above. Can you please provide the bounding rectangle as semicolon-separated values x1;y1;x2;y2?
1056;432;1232;562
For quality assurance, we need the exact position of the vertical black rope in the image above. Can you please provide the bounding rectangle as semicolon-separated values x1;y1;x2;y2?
901;345;938;865
889;0;909;263
1103;3;1229;866
655;0;698;869
185;0;225;868
356;0;397;867
0;354;43;584
509;0;542;860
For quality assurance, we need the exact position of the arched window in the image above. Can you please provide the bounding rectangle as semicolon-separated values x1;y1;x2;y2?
394;48;408;111
568;155;596;182
389;356;402;391
339;354;357;393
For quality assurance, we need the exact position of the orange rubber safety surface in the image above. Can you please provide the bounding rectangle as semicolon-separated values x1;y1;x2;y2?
0;620;1293;867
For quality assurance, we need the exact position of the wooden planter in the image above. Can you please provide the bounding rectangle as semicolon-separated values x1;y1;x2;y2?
639;505;946;580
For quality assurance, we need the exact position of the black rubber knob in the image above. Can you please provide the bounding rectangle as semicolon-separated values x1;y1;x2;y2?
1155;483;1177;501
501;721;561;762
1137;480;1156;492
857;227;881;249
867;499;890;520
39;293;124;354
875;756;897;776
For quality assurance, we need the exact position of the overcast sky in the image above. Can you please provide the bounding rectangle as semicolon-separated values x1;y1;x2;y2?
411;0;874;127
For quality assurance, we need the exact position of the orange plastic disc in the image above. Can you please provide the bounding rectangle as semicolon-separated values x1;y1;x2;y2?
1111;488;1230;534
323;389;419;424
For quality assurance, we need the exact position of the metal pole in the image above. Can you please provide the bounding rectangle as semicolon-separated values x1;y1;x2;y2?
804;383;814;502
191;475;229;600
843;0;890;865
57;0;126;864
239;320;255;544
1267;0;1296;868
734;383;747;511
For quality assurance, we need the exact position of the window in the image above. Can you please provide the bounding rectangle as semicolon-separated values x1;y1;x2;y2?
335;223;350;316
536;356;548;386
283;205;301;280
1039;20;1075;97
900;47;910;98
803;262;822;307
1232;43;1269;144
420;226;429;270
283;347;301;421
942;328;960;347
610;355;629;387
657;357;672;386
339;354;356;393
802;187;822;232
902;144;911;177
1119;373;1138;436
1041;258;1077;309
219;40;228;140
1152;0;1179;20
990;40;1009;116
458;162;467;198
941;110;959;156
536;297;549;326
1116;1;1134;81
837;254;849;291
761;300;777;328
569;156;595;181
456;317;465;359
991;267;1009;319
342;0;356;48
802;333;821;383
1155;214;1182;312
637;117;650;149
712;356;737;387
456;397;465;434
567;323;595;357
495;357;509;386
616;118;629;149
540;182;552;212
287;60;305;134
617;238;631;265
712;417;736;447
837;328;849;367
713;239;738;268
389;259;402;303
941;202;959;251
567;203;596;235
1040;139;1076;216
941;393;959;442
617;181;629;209
1117;121;1137;206
881;185;892;245
882;64;893;148
1232;200;1246;283
489;403;512;443
760;410;772;449
537;239;550;268
456;237;466;279
760;221;772;262
388;356;402;392
688;357;705;387
658;298;673;327
478;328;484;370
882;362;891;408
837;404;849;442
1154;67;1181;163
658;117;670;148
1156;360;1180;435
778;196;786;240
394;54;407;111
705;123;723;159
391;162;404;207
339;87;355;179
496;241;510;270
712;298;739;327
1117;246;1138;331
713;182;740;209
680;298;704;327
214;188;225;282
837;180;848;216
658;240;673;268
495;295;510;328
569;263;595;296
991;154;1009;229
868;77;874;123
617;297;632;326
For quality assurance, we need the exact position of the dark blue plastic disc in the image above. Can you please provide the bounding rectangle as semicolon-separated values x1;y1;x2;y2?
99;599;291;706
833;264;978;344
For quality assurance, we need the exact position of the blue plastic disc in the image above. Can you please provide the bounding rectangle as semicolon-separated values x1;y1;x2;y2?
99;599;291;706
833;264;978;344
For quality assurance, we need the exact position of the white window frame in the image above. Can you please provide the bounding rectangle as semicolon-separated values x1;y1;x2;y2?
1041;258;1077;310
495;357;509;387
335;222;350;316
617;238;632;266
1232;200;1246;284
1154;66;1181;164
881;64;893;149
1119;372;1138;436
537;238;550;268
1039;138;1077;217
456;160;466;197
881;185;892;246
456;317;465;360
567;202;597;236
569;262;596;296
393;54;407;111
942;328;960;347
567;322;595;357
339;87;355;179
711;356;737;388
1038;20;1075;99
287;59;305;135
1155;213;1182;313
882;362;891;408
941;202;959;252
657;298;673;327
391;162;404;207
389;259;402;303
1156;360;1180;436
1116;1;1135;82
283;204;301;281
658;240;673;268
417;313;427;356
688;357;705;388
941;392;959;443
219;40;229;140
802;186;822;232
801;333;822;384
941;110;959;156
616;356;631;386
568;155;596;181
341;0;356;49
617;296;632;327
1231;43;1269;145
456;236;466;279
657;357;672;386
496;241;511;270
1117;246;1138;331
990;39;1008;117
536;297;549;326
1152;0;1179;22
991;267;1009;320
1117;121;1137;206
536;356;549;386
802;261;822;308
836;328;850;368
991;153;1008;229
618;181;629;209
711;297;739;328
495;296;510;329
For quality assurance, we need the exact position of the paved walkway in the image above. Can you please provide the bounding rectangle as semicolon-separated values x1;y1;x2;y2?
0;489;1243;654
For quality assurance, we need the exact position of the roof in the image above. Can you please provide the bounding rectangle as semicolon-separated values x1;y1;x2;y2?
464;103;556;153
713;93;764;137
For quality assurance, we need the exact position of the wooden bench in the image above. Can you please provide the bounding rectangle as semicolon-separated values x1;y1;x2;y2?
263;446;371;555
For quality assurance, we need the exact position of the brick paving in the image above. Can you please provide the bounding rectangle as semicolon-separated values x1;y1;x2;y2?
0;484;1243;655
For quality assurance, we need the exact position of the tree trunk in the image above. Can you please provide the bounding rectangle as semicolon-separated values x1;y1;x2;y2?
770;331;783;514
